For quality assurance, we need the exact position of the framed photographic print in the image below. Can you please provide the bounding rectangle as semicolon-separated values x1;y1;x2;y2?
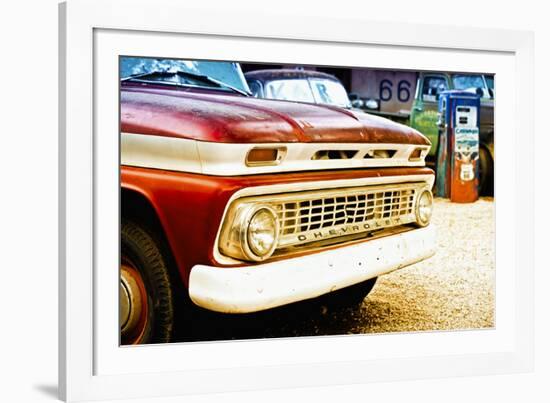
59;0;534;401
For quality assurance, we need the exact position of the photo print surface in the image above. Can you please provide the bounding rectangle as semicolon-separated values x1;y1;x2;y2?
119;56;495;345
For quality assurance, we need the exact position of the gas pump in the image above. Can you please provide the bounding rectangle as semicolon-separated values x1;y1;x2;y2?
435;91;480;203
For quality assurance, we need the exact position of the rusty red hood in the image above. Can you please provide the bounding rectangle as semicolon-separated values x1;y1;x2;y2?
121;84;429;145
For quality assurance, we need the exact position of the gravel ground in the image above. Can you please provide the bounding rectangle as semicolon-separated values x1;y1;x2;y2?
180;197;495;342
346;197;495;334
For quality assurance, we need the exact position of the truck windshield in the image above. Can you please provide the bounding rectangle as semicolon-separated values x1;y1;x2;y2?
485;76;494;90
452;74;489;98
484;75;494;98
310;79;352;108
264;78;351;108
120;57;250;94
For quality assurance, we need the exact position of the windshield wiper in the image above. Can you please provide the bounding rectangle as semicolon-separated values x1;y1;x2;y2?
122;70;251;96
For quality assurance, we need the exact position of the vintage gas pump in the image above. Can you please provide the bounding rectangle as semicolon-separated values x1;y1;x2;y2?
435;91;480;203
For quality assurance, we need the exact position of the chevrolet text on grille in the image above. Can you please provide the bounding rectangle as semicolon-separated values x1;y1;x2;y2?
296;219;401;242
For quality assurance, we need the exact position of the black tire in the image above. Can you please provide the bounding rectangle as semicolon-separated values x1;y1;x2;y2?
321;277;378;309
120;220;174;345
478;146;494;196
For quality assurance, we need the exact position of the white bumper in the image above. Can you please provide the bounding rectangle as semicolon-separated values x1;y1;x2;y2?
189;225;436;313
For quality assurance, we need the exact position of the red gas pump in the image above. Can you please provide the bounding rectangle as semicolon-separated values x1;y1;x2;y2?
435;91;480;203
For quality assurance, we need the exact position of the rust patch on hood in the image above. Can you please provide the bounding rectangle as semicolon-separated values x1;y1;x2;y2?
121;83;430;146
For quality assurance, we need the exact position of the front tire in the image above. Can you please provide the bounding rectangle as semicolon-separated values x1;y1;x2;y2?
120;220;174;345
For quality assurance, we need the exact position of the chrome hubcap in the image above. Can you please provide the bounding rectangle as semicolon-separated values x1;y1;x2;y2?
120;262;147;343
119;282;131;329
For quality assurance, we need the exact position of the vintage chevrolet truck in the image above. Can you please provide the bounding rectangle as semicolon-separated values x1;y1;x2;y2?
119;57;436;345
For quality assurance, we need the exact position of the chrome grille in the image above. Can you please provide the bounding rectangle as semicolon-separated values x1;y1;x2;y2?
277;190;415;234
218;181;429;261
269;183;423;248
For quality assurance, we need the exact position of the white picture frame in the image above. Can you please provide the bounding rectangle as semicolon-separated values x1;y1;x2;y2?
59;0;534;401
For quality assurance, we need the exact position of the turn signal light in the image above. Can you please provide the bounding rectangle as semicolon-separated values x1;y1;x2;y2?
246;147;286;166
409;148;424;161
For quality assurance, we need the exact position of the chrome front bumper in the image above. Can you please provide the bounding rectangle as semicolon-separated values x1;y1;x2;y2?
189;225;436;313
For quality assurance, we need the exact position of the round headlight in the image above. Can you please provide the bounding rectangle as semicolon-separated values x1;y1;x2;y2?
416;189;433;227
244;206;279;261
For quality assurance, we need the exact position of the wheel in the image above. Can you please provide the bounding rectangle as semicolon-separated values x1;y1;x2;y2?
478;146;494;196
120;220;174;345
321;277;378;309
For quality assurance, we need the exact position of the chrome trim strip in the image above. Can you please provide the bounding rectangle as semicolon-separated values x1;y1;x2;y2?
121;132;429;176
121;132;202;173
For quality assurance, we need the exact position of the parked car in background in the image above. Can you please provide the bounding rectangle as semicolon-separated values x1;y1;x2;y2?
120;57;436;345
409;72;494;194
245;69;352;109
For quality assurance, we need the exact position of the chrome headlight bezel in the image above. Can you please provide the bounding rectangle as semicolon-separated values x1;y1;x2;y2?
415;188;433;227
242;205;279;261
220;203;279;262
